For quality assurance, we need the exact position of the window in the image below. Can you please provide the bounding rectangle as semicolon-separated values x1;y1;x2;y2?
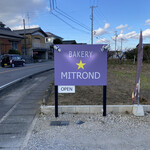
45;37;53;43
11;42;18;50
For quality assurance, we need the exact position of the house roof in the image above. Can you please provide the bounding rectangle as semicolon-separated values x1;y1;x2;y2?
136;43;150;48
45;32;63;39
14;27;48;37
0;28;23;39
62;40;77;44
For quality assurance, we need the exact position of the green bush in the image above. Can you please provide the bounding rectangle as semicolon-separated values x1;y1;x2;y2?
125;46;150;63
33;54;38;60
53;38;62;44
8;49;21;55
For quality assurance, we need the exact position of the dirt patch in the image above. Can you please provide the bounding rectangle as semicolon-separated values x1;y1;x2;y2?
48;61;150;105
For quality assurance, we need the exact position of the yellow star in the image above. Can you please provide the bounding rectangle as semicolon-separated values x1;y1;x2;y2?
76;60;86;70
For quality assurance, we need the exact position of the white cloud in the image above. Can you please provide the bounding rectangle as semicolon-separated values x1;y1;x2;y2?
116;24;128;30
94;23;110;36
33;0;45;4
120;30;124;34
126;31;139;39
143;29;150;38
104;23;110;29
94;28;106;36
145;19;150;25
12;25;39;30
46;6;50;11
96;38;110;44
112;31;139;41
0;0;47;28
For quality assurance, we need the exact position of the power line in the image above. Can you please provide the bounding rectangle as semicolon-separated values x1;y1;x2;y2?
53;8;90;31
49;0;90;34
53;0;90;31
55;8;90;31
52;0;54;10
50;11;90;34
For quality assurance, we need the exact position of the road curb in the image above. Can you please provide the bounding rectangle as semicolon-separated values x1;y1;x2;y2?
0;68;54;94
40;105;150;114
42;83;53;105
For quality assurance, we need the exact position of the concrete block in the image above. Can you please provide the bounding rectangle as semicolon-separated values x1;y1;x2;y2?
132;105;144;116
76;106;90;113
89;106;102;113
61;106;75;113
107;106;119;113
118;105;132;113
41;105;150;115
41;105;63;114
41;105;54;114
143;105;150;112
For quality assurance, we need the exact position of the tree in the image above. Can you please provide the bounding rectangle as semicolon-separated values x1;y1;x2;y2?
115;50;125;63
143;46;150;63
53;38;62;44
107;50;114;59
8;49;21;55
124;46;150;63
124;48;137;60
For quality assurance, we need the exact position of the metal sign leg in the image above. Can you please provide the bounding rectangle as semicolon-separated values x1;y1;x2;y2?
55;86;58;118
103;86;107;116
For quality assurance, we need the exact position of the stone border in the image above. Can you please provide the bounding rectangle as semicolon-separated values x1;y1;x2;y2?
41;105;150;114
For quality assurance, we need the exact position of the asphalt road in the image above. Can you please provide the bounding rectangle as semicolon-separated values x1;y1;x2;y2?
0;70;54;150
0;60;54;89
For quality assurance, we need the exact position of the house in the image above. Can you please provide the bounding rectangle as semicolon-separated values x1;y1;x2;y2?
45;32;63;58
14;27;49;60
108;50;125;59
62;40;77;44
0;21;22;56
45;32;63;44
137;43;150;47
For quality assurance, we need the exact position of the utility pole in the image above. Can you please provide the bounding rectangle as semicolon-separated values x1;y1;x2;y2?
90;6;97;44
115;31;118;51
23;19;26;55
0;42;1;56
27;13;30;29
121;38;123;51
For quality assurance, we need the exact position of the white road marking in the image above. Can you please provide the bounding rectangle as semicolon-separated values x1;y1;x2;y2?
0;100;21;124
0;75;28;90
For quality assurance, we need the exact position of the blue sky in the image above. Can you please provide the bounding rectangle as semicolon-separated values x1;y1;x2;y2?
1;0;150;51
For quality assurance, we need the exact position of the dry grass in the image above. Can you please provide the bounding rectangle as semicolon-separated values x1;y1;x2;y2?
48;60;150;105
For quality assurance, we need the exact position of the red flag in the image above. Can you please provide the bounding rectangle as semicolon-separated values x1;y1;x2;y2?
132;30;143;103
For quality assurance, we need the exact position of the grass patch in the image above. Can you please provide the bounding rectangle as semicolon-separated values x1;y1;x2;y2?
48;61;150;105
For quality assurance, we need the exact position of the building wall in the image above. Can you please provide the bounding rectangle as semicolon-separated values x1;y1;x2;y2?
32;34;45;45
21;34;47;52
0;38;11;54
0;38;21;54
21;35;32;49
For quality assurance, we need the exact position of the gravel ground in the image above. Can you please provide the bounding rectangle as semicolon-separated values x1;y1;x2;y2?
25;113;150;150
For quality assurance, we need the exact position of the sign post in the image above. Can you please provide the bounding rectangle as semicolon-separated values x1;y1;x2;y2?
54;44;107;117
103;86;107;116
55;86;58;117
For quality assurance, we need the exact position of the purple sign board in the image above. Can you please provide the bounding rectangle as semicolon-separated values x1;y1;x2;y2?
55;44;107;86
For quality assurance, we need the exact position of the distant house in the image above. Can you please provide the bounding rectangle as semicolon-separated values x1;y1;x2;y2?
136;43;150;48
45;32;63;44
108;50;125;59
14;27;49;60
45;32;63;59
62;40;77;44
0;21;22;55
